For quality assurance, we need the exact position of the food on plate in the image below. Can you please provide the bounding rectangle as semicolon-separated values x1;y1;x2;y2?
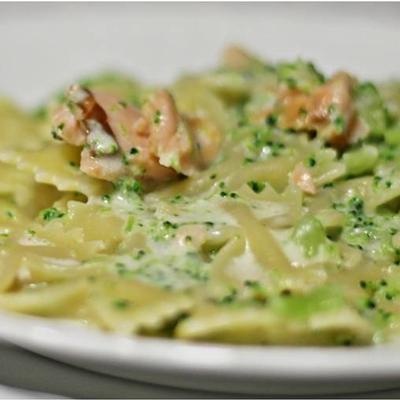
1;46;400;345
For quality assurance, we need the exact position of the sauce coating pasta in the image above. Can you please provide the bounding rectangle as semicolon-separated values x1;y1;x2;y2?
1;47;400;345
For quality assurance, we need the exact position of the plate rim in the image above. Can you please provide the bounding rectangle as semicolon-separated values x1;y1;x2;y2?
1;310;400;380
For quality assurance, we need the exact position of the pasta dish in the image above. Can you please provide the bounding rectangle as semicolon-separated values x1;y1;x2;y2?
1;46;400;346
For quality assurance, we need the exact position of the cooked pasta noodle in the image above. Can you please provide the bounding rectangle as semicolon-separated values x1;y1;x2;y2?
1;47;400;345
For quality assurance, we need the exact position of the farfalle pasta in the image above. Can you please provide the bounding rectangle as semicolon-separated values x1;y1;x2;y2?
1;47;400;346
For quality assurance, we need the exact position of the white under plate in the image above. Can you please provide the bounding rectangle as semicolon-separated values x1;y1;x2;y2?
0;311;400;396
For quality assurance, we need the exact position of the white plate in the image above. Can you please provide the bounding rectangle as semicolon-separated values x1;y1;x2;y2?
1;3;400;396
0;3;399;107
0;311;400;396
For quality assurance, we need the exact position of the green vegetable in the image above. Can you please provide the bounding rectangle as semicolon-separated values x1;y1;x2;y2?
112;299;131;310
217;288;238;305
307;157;316;167
355;82;389;137
5;210;15;219
247;180;266;193
130;147;139;155
343;145;378;176
277;60;325;93
51;123;64;141
41;207;65;222
114;177;143;196
348;196;364;216
125;215;135;232
384;123;400;145
273;286;344;319
154;110;161;124
293;215;327;257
